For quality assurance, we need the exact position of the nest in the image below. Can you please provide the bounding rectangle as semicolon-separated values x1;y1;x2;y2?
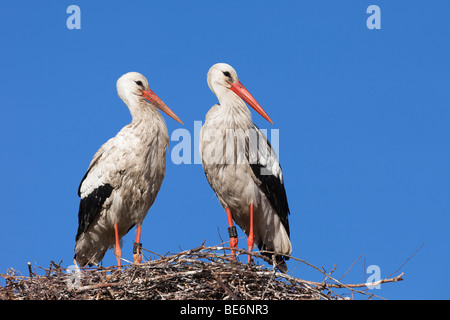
0;243;404;300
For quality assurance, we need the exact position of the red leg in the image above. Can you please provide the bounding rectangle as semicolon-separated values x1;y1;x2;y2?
226;207;238;260
114;222;122;270
247;204;254;264
133;224;142;264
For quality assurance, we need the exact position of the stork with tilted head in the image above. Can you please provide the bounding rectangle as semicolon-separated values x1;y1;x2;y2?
74;72;183;268
199;63;292;271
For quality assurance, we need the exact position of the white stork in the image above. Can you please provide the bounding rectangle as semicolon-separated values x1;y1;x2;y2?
74;72;183;268
200;63;292;271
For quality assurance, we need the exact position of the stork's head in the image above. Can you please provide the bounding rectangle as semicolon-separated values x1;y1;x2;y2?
207;63;239;92
117;72;183;124
207;63;273;124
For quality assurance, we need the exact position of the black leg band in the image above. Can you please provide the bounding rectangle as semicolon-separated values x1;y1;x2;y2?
133;242;142;254
228;226;238;238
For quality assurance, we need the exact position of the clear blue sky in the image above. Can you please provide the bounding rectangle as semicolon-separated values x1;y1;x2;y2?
0;1;449;299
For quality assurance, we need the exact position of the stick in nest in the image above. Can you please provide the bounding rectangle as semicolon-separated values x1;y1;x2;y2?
0;243;404;300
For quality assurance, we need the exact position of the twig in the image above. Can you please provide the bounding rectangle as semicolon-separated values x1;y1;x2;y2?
77;282;122;292
27;262;33;278
387;243;424;279
208;267;238;299
338;254;363;281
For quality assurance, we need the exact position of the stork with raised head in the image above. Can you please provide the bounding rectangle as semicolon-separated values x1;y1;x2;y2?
199;63;292;271
74;72;183;268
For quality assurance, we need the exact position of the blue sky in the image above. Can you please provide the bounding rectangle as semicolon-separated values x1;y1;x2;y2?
0;1;449;299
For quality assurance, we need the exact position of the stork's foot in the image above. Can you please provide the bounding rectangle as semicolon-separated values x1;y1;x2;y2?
133;224;143;265
114;246;122;270
228;226;239;260
246;242;254;265
114;222;122;270
246;232;254;264
247;203;254;265
133;242;142;264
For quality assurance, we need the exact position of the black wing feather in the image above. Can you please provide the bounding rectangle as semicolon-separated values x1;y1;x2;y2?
247;126;290;237
75;184;114;241
250;163;290;236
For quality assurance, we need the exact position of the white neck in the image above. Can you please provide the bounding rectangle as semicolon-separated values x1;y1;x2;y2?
212;85;252;127
119;92;159;123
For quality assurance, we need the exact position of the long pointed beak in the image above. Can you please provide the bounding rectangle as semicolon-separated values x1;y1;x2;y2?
229;81;273;124
142;89;184;125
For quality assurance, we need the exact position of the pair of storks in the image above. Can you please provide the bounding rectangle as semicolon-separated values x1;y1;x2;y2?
74;63;292;271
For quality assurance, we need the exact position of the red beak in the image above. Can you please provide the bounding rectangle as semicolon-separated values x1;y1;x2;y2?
142;88;184;125
229;81;273;124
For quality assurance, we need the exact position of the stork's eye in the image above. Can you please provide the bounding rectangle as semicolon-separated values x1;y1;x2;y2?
135;80;143;87
222;71;231;78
